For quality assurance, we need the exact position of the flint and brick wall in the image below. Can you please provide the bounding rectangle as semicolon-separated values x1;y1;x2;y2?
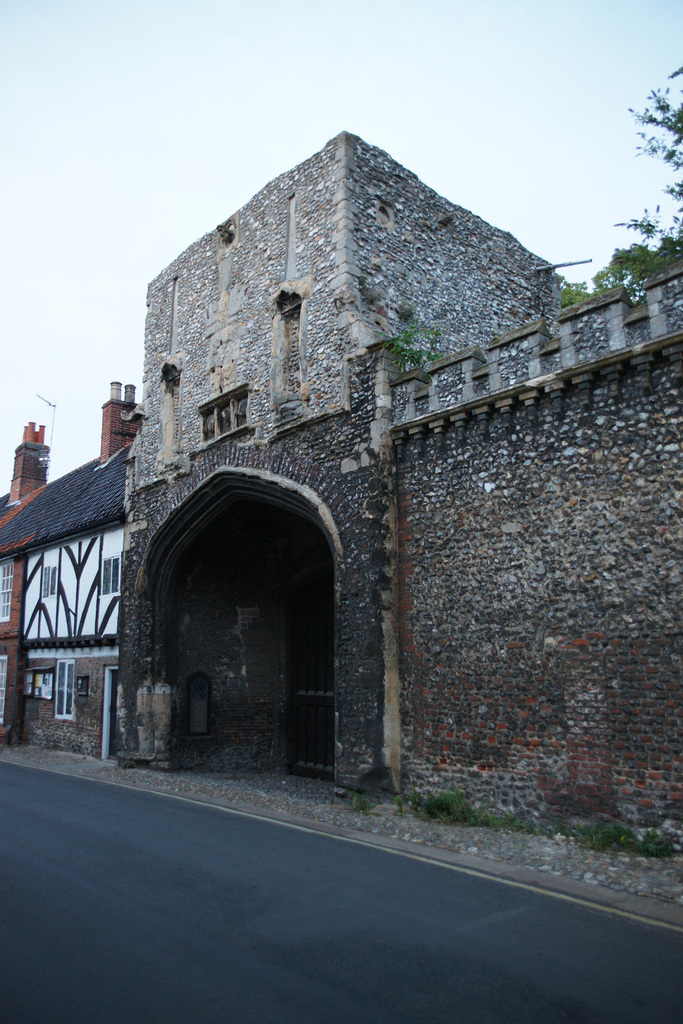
351;138;556;346
122;132;682;821
22;654;116;757
393;263;683;828
122;133;548;787
120;349;396;786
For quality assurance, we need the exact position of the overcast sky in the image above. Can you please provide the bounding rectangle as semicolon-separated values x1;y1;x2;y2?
2;0;681;485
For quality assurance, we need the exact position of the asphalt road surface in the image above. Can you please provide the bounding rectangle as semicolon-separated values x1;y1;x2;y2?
1;762;681;1024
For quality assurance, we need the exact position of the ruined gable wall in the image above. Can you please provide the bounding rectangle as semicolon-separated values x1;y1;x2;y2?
135;135;349;487
349;137;557;348
394;265;683;829
132;133;559;491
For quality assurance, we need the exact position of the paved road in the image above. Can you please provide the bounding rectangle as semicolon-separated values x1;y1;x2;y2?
1;763;681;1024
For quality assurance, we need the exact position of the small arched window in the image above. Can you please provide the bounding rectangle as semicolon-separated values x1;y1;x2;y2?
188;674;211;735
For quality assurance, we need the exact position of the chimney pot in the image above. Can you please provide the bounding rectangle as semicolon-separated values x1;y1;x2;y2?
22;422;46;445
124;384;136;405
110;381;122;402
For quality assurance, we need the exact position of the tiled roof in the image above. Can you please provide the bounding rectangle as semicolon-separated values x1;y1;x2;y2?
0;447;128;555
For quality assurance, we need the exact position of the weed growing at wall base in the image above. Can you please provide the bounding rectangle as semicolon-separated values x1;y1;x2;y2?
564;821;674;858
412;790;673;857
350;791;373;814
417;789;539;833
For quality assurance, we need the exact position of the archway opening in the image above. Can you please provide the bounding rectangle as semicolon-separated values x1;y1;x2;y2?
166;497;335;778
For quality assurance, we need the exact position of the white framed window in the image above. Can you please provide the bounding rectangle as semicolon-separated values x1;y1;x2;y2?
55;659;75;719
0;655;7;723
0;561;13;621
42;563;57;598
102;555;121;596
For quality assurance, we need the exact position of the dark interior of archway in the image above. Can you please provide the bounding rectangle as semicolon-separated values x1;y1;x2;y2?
167;499;334;777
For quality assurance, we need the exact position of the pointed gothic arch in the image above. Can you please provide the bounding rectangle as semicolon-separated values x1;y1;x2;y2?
138;468;341;777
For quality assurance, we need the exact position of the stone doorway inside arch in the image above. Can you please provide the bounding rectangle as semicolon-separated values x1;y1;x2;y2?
167;497;335;779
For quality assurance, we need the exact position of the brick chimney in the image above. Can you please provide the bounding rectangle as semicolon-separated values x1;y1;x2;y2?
100;382;139;463
9;423;49;503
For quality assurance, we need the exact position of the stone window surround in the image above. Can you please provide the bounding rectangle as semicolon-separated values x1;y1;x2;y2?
199;383;252;443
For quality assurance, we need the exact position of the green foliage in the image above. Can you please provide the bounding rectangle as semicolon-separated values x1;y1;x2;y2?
565;821;672;858
407;789;421;811
638;828;674;858
393;794;405;815
590;242;681;305
575;822;639;852
419;790;541;832
423;789;471;823
407;790;673;856
481;811;541;835
384;320;442;372
627;64;683;231
563;67;683;307
350;791;373;814
612;65;683;303
558;276;593;308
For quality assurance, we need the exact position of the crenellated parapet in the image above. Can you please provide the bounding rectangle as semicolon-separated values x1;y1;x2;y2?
391;261;683;442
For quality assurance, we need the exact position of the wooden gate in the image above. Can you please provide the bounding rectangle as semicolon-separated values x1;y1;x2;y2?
289;578;334;779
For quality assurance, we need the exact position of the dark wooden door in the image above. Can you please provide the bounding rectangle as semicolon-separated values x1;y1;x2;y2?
289;578;334;779
108;669;118;757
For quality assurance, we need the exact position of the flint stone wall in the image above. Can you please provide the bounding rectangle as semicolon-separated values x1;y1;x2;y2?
122;130;682;825
120;348;397;786
394;263;683;828
132;132;553;490
122;132;551;788
349;137;557;346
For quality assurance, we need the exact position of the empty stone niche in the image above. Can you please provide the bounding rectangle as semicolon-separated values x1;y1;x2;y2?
271;280;312;422
217;215;239;251
159;359;182;460
375;200;395;230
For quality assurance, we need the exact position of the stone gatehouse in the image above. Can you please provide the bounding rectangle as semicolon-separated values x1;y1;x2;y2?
119;132;682;828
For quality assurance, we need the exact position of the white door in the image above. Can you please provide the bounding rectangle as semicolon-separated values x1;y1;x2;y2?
101;667;118;759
